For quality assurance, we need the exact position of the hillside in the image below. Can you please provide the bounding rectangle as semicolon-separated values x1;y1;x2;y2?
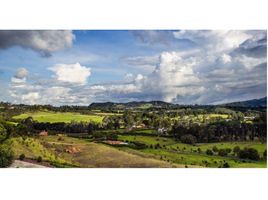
222;97;267;107
89;101;173;109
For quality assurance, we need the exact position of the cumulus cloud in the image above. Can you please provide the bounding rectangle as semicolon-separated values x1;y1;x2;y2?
14;68;28;79
21;92;40;105
49;63;91;85
11;68;29;84
8;30;267;105
0;30;75;56
173;30;253;52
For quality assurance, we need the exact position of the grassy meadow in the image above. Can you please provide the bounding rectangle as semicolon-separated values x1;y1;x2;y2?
117;135;267;168
13;111;104;123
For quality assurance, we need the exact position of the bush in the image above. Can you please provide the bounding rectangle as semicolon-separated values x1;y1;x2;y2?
222;162;230;168
197;148;202;153
218;149;228;157
19;154;25;161
180;134;197;145
238;148;260;161
233;146;241;155
37;156;42;163
0;143;14;167
206;149;213;155
212;146;218;152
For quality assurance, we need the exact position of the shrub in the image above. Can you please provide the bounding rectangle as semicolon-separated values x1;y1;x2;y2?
0;143;14;167
37;156;42;163
233;146;241;155
263;149;267;159
238;148;260;160
197;148;202;153
212;146;218;152
206;149;213;155
226;148;232;153
19;154;25;161
218;149;228;157
222;162;230;168
180;134;197;145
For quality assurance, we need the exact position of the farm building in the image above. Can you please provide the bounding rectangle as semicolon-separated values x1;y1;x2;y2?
103;140;128;145
132;123;146;129
39;130;48;136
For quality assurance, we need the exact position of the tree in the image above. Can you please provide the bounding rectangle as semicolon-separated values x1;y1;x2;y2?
37;156;42;163
87;123;94;134
222;162;230;168
206;149;213;156
233;146;241;155
180;134;197;145
0;143;14;167
19;154;25;161
238;148;260;161
218;149;228;157
212;146;218;153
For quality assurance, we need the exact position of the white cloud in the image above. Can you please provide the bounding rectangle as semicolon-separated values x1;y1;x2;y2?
49;63;91;85
14;68;28;79
11;77;26;83
220;54;232;64
173;30;252;52
7;30;266;105
21;92;39;105
135;51;203;102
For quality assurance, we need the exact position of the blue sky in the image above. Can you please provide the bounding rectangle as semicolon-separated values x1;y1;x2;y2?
0;30;266;105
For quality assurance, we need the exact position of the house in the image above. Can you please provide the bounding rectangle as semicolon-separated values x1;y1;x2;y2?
132;123;146;129
136;123;146;129
157;127;168;135
103;140;128;145
39;130;48;136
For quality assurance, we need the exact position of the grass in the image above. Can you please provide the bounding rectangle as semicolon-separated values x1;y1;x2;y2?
10;137;74;167
140;148;266;168
118;135;175;146
117;135;267;168
39;135;178;167
13;111;104;123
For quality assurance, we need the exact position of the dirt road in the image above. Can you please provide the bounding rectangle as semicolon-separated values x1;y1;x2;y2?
9;160;48;168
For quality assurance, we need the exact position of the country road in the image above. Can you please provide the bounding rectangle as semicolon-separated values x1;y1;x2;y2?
9;160;48;168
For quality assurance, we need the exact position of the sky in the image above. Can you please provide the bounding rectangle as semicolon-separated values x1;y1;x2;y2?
0;30;266;106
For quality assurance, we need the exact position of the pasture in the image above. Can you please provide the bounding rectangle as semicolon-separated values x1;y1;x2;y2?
13;111;104;123
116;135;267;168
10;135;182;167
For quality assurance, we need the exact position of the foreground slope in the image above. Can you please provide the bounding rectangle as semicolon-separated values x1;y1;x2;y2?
11;136;184;168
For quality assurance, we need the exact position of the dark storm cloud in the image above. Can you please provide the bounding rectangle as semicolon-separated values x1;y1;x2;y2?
233;34;267;58
0;30;75;57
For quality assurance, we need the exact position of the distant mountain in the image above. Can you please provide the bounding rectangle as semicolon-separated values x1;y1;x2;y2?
222;97;267;107
89;101;173;109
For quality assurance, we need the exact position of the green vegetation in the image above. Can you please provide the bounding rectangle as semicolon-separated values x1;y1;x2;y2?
117;135;266;168
38;135;177;167
0;142;14;167
13;111;104;123
1;100;266;168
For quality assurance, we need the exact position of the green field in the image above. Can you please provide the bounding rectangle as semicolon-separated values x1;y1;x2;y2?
13;111;104;123
117;135;267;168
